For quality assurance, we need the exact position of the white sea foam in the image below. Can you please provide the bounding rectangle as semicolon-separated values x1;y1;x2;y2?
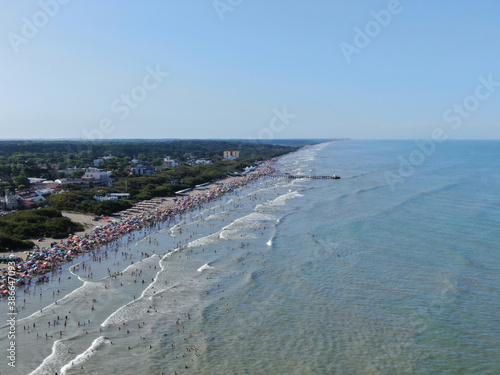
99;280;160;326
260;190;303;209
18;280;104;323
169;220;186;236
100;299;137;327
68;260;88;282
197;201;228;217
218;211;275;240
135;234;151;245
59;336;109;374
188;233;220;248
197;263;214;272
101;250;178;327
29;339;78;375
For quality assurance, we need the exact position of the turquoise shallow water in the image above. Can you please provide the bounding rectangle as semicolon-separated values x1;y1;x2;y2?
1;140;500;374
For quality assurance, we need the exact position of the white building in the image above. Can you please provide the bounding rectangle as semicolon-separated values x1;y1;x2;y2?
0;189;22;211
94;193;130;202
82;169;114;187
28;177;46;184
163;156;178;168
130;164;156;175
223;150;240;160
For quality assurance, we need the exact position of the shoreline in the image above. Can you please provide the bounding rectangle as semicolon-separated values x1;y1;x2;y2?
22;175;246;254
1;161;277;296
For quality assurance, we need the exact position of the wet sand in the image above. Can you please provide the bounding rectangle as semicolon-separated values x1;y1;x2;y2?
9;176;244;260
30;176;243;254
1;170;274;293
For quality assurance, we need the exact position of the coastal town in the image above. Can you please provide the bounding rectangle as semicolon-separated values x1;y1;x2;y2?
0;140;298;232
0;158;276;297
0;140;299;297
0;149;242;212
2;1;498;373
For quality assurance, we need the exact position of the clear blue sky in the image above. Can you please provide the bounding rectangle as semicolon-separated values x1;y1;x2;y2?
1;0;499;140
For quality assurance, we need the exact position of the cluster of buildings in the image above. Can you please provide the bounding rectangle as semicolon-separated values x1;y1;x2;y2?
0;182;63;211
1;151;240;212
0;167;117;212
129;156;180;175
185;151;240;166
126;152;240;172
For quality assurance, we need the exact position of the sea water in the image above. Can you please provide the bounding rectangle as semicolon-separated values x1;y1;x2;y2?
1;140;499;374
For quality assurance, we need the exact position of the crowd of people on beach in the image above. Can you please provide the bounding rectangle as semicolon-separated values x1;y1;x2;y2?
0;161;277;296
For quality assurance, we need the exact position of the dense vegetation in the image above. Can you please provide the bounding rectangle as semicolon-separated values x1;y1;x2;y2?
49;192;133;216
0;139;306;160
48;159;258;214
0;140;311;250
114;159;254;200
0;208;85;251
0;140;299;190
0;233;34;251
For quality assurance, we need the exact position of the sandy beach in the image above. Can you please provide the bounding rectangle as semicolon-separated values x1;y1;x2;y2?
27;176;243;254
1;169;273;293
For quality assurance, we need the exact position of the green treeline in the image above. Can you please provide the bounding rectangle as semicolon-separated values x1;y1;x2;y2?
0;140;308;251
0;140;299;159
48;159;259;214
48;191;134;216
0;208;85;251
0;140;302;250
0;140;294;170
0;140;297;190
0;233;34;251
114;159;253;200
